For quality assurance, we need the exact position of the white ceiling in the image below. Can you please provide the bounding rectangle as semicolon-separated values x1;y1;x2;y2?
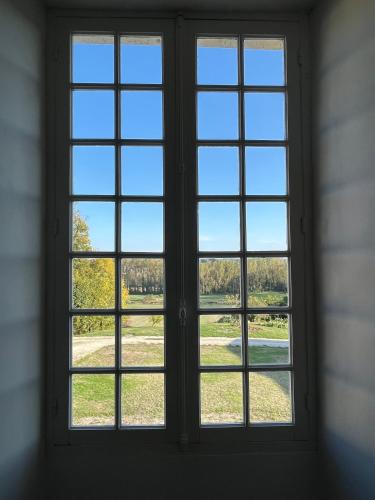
45;0;316;12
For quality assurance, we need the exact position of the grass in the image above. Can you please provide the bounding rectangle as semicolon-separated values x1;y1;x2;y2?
73;336;291;426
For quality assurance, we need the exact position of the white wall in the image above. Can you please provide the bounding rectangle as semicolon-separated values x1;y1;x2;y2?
0;0;45;498
312;0;375;497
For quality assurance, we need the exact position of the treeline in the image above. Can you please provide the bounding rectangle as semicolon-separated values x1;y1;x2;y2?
122;259;164;295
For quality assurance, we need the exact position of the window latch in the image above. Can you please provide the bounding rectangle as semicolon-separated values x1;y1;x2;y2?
179;300;187;327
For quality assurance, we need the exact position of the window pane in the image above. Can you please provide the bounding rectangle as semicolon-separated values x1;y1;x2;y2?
71;374;115;427
72;258;115;309
121;91;163;139
198;147;239;195
244;92;285;140
246;202;288;251
197;37;238;85
121;373;165;426
72;202;115;252
72;316;115;368
199;202;240;251
200;372;243;425
245;147;287;195
121;202;163;253
121;36;162;84
199;258;241;309
248;314;290;365
247;257;288;308
121;146;163;196
121;258;164;309
72;146;115;195
72;90;114;139
122;315;164;367
200;314;242;366
197;92;239;140
244;39;285;86
249;371;293;424
72;34;114;84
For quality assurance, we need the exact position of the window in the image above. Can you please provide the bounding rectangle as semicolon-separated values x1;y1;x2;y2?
50;16;310;445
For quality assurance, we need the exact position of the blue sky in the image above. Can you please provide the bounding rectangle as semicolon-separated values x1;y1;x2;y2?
72;37;287;252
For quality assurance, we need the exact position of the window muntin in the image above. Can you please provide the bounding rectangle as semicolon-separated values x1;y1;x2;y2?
195;36;293;427
69;33;166;428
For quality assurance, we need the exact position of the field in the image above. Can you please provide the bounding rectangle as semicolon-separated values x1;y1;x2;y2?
72;295;291;427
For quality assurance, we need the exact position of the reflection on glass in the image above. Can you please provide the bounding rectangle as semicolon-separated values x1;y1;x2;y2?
121;258;164;309
244;92;285;140
72;90;114;139
72;316;115;368
200;372;243;425
72;258;115;309
199;315;242;366
248;314;290;365
121;202;163;253
246;202;288;251
199;202;240;251
198;147;239;195
121;373;165;426
245;147;287;195
121;146;163;196
197;92;239;140
247;257;288;308
121;91;163;139
197;37;238;85
199;258;241;309
72;146;115;195
244;38;285;86
72;34;114;84
249;371;292;423
71;374;115;427
121;35;162;84
72;202;115;252
122;315;164;367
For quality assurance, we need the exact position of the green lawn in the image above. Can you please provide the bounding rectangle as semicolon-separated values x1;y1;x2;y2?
72;338;291;427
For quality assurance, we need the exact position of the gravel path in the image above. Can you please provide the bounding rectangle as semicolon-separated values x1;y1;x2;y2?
73;335;288;362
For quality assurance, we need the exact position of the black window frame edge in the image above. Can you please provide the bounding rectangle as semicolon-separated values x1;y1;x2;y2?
46;10;316;453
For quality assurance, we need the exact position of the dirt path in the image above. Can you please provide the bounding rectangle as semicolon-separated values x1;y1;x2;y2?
73;336;288;362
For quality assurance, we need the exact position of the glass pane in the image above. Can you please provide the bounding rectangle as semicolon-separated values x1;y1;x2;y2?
72;146;115;195
247;257;288;308
198;147;239;195
122;315;164;367
72;202;115;252
121;202;163;253
244;92;285;140
121;91;163;139
121;146;163;196
249;371;293;424
199;202;240;251
121;258;164;309
244;39;285;86
246;202;288;251
72;316;115;368
199;258;241;309
248;314;290;365
197;92;239;140
72;258;115;309
72;34;114;84
72;90;114;139
197;37;238;85
200;372;243;425
200;314;242;366
71;374;115;427
121;373;165;426
245;147;287;195
121;35;162;84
